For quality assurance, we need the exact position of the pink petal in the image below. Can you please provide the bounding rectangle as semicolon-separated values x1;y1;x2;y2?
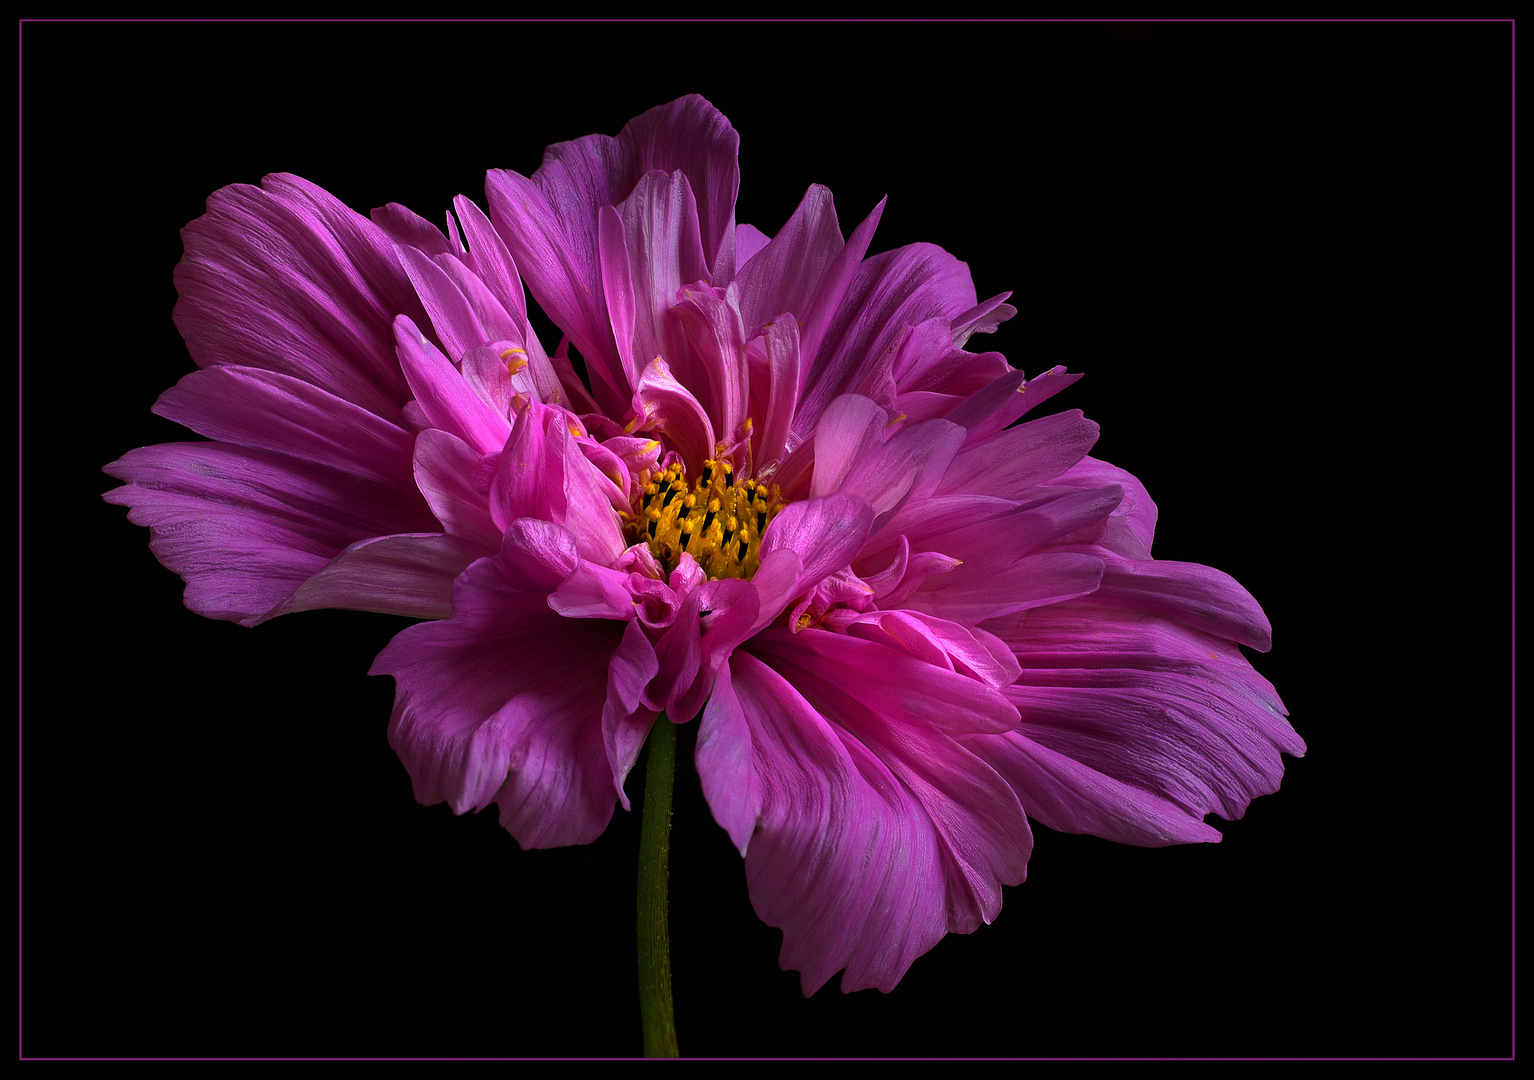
733;183;847;333
267;532;486;622
393;316;512;456
174;173;423;422
710;649;1030;993
152;363;419;490
103;441;440;626
371;519;630;849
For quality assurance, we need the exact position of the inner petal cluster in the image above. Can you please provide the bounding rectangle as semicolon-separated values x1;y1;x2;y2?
626;457;783;580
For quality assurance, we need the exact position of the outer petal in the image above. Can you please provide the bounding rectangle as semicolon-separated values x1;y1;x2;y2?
265;532;484;622
794;242;980;439
710;648;1031;994
173;173;425;423
733;183;847;333
984;593;1303;829
152;364;420;493
370;520;632;849
103;441;441;626
937;409;1102;500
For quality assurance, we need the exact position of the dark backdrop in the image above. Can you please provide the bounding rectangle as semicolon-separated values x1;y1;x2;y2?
22;19;1511;1059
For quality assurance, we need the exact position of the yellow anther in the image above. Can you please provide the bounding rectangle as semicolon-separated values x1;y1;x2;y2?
623;458;785;580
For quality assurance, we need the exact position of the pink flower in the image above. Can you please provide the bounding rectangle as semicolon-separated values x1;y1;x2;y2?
105;95;1303;995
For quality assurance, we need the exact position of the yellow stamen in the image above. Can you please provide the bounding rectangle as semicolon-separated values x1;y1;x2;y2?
624;458;784;580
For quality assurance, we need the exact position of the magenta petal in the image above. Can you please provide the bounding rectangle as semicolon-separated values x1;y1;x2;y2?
905;550;1107;624
616;170;710;383
547;559;641;621
719;649;1030;993
602;619;660;810
758;492;875;598
483;169;627;414
174;173;422;422
748;624;1019;736
266;532;484;622
795;241;980;438
490;401;626;565
452;193;529;325
939;408;1102;499
1095;559;1274;651
394;316;512;455
153;363;418;490
734;183;847;333
371;519;629;848
104;441;441;626
972;729;1225;846
745;316;803;473
694;660;762;855
629;357;717;472
671;283;752;447
412;428;501;548
371;201;455;257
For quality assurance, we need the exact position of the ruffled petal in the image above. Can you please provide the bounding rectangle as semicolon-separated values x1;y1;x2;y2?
710;648;1031;993
173;173;424;422
984;594;1302;827
370;519;632;848
265;532;484;622
734;183;847;333
794;242;980;439
103;441;440;626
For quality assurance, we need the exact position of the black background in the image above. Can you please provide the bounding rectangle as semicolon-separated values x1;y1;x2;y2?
22;20;1511;1060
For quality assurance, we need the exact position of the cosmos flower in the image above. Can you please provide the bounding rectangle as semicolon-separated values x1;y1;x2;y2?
105;95;1303;995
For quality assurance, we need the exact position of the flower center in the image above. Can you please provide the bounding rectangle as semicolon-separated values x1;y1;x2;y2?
627;458;783;580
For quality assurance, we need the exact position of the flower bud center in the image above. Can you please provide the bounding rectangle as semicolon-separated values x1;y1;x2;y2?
627;458;783;580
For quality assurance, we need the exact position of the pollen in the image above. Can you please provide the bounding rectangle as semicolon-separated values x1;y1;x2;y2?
625;458;784;580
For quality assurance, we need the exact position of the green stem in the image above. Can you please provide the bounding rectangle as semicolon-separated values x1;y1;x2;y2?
637;712;679;1058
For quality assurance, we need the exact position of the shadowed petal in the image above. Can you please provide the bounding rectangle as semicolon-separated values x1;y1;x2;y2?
371;519;633;848
708;649;1031;993
104;441;441;626
174;173;425;422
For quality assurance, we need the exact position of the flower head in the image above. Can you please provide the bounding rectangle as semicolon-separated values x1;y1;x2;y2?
105;95;1303;995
